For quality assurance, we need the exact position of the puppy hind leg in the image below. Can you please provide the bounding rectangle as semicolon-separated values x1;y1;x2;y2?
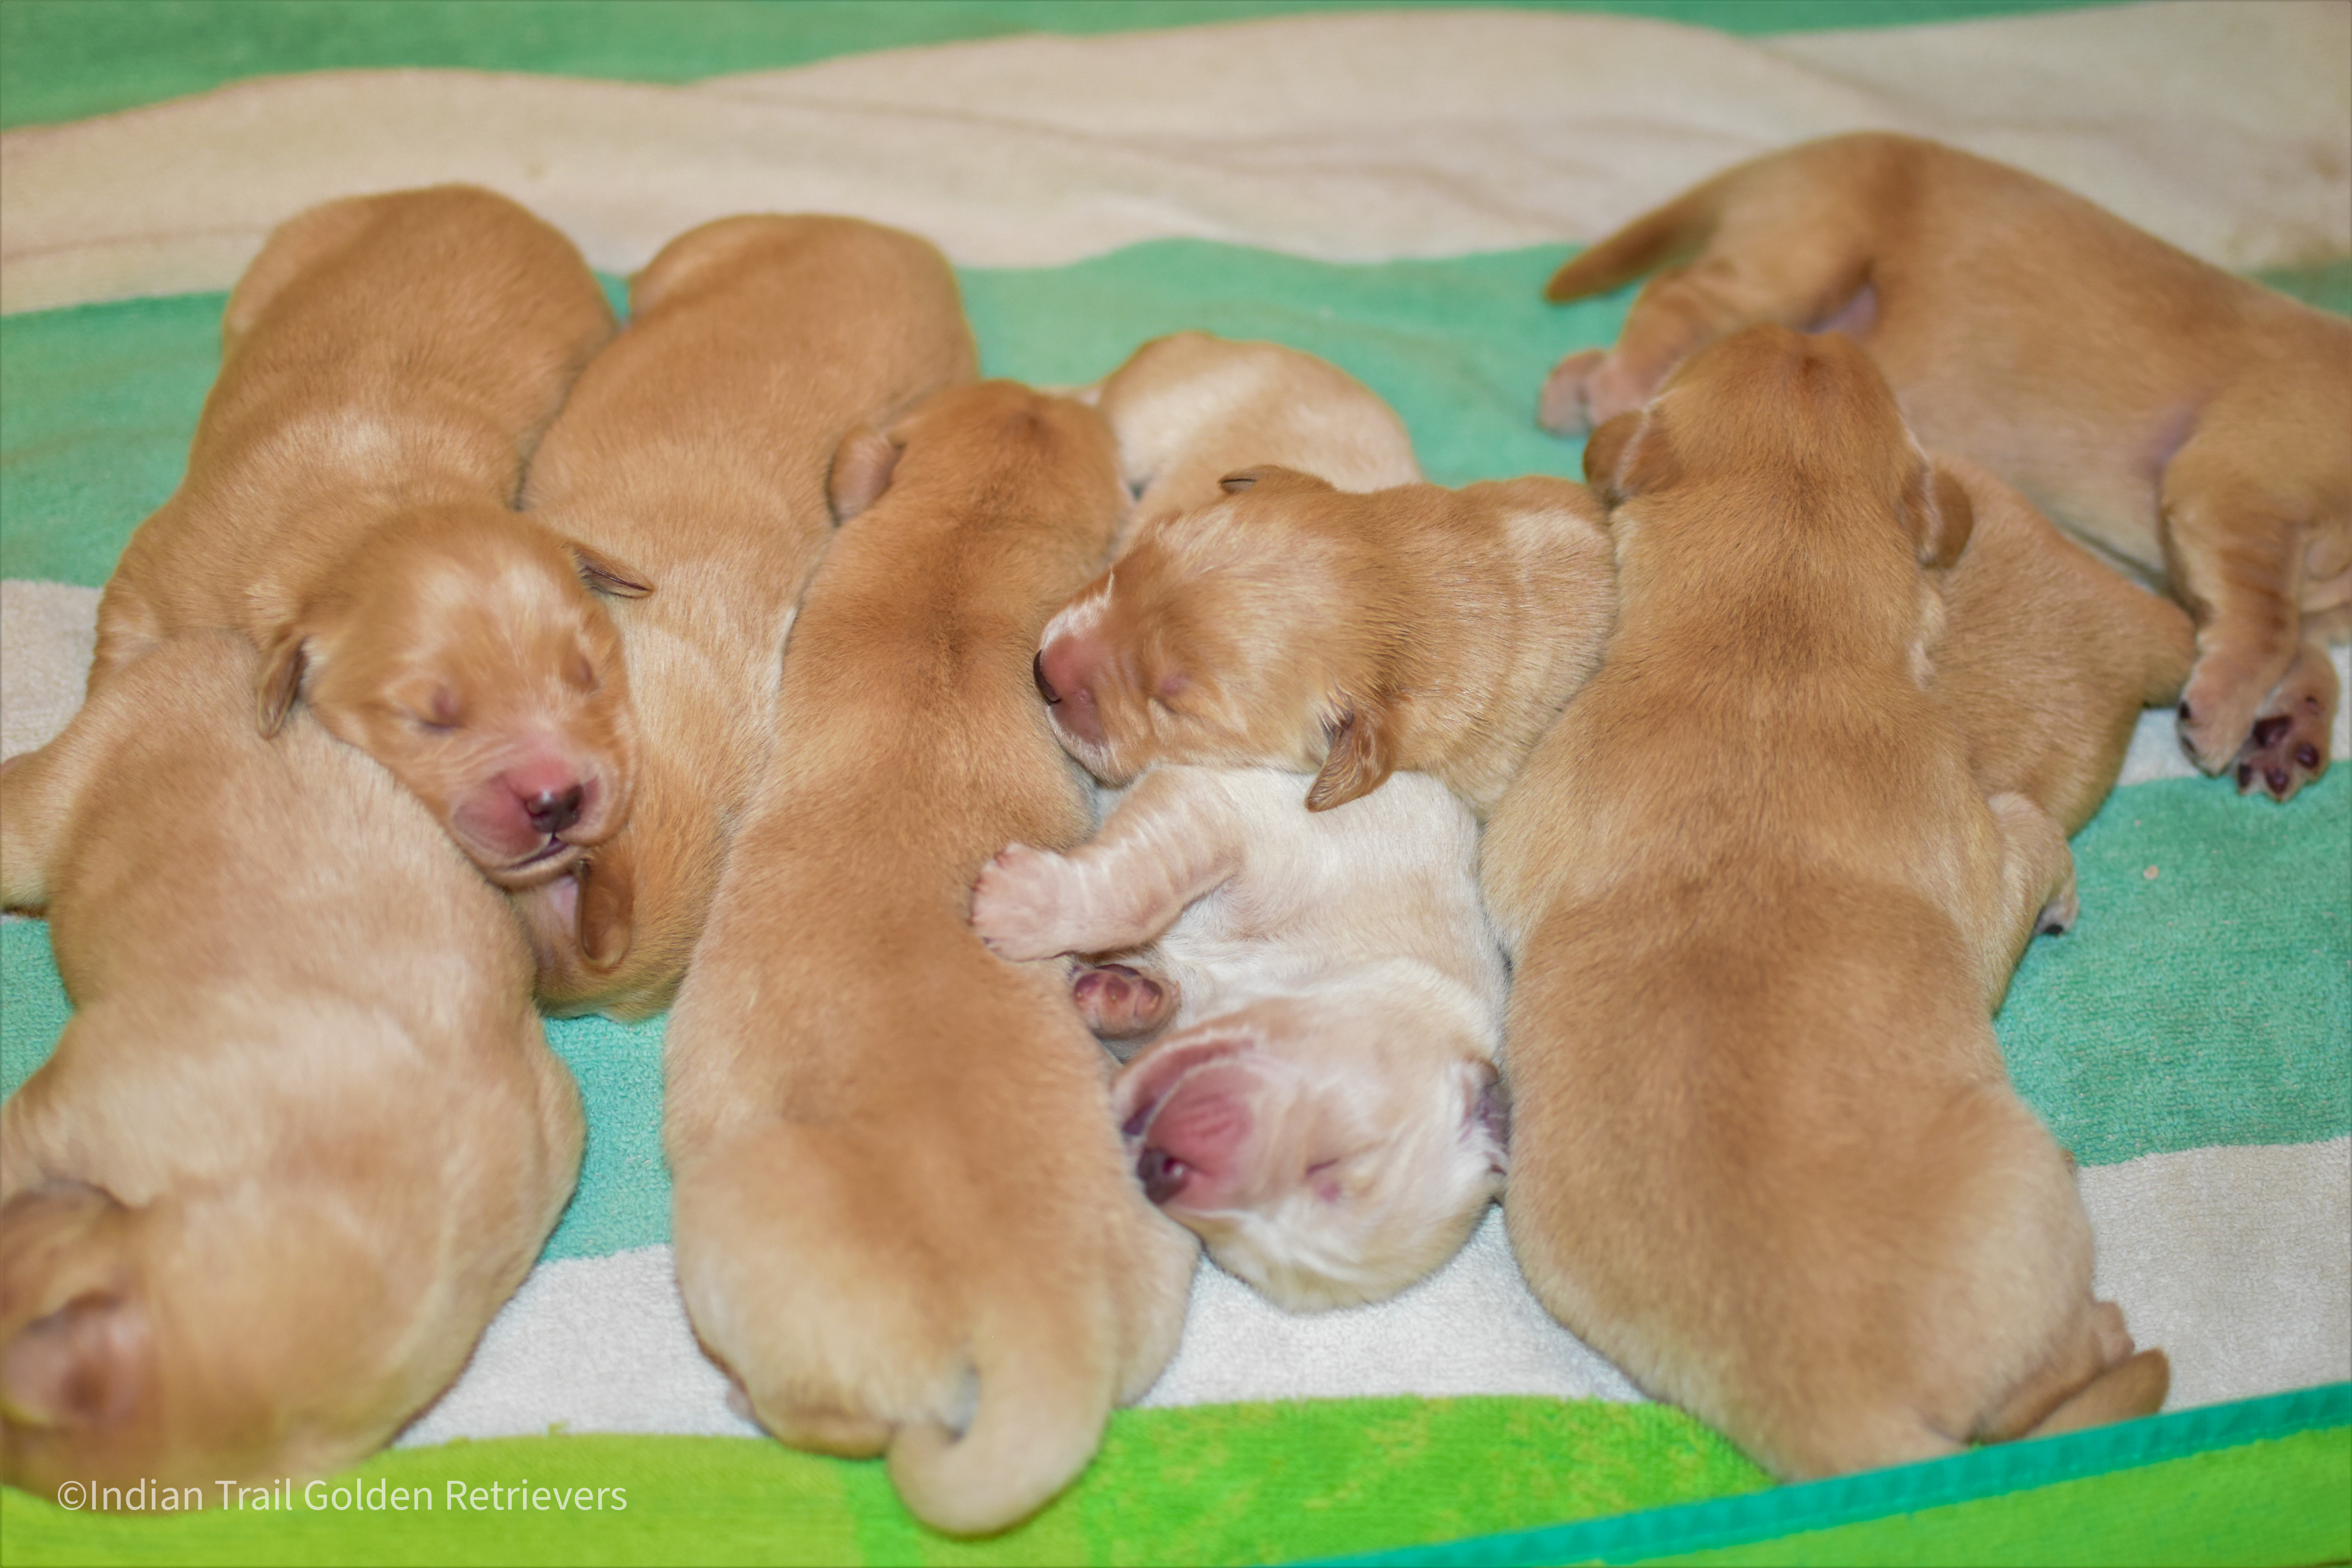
2161;454;2321;795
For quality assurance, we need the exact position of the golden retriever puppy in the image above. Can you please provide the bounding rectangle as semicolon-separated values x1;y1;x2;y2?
1485;326;2167;1483
510;215;976;1017
1033;470;1613;816
971;765;1508;1312
0;632;581;1503
92;185;648;886
664;382;1197;1537
1083;330;1420;547
1537;132;2352;801
1932;456;2196;835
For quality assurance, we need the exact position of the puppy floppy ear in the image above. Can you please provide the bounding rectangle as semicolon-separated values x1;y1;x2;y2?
575;842;635;973
0;1185;148;1433
1903;459;1976;570
1305;693;1399;811
570;543;653;599
1218;465;1334;498
255;624;310;737
829;424;903;522
1582;409;1675;508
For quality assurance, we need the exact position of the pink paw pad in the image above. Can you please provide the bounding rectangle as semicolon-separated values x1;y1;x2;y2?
1071;962;1175;1039
2230;694;2330;803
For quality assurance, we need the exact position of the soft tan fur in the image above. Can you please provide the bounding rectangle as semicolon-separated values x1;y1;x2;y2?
1485;326;2165;1483
0;633;580;1503
510;215;976;1017
1931;456;2196;835
92;185;647;887
1539;131;2352;801
1033;470;1613;817
1084;331;1421;549
663;382;1197;1537
973;766;1507;1312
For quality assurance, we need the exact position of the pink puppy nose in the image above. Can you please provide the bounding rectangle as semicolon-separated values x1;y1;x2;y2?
504;761;587;836
1036;634;1105;746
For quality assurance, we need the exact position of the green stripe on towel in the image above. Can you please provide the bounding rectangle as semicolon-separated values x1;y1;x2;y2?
4;1390;2343;1566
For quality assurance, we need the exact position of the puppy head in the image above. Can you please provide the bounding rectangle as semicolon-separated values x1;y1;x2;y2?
1033;467;1404;808
1110;992;1506;1311
256;503;649;887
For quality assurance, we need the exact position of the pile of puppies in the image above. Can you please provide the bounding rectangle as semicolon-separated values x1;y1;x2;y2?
1;128;2343;1533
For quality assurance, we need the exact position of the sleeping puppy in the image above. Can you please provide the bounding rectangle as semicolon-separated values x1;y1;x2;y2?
91;185;648;887
1537;131;2351;802
0;632;581;1503
1931;455;2196;835
981;335;1505;1311
970;765;1508;1312
1033;468;1613;816
1485;326;2167;1483
1084;330;1420;547
663;383;1197;1537
511;215;976;1017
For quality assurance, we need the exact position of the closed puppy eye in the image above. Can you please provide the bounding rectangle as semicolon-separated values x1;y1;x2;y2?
1305;1157;1347;1201
408;686;463;733
567;652;599;693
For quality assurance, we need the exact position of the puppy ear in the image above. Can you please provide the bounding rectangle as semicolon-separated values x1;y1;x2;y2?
1305;695;1398;811
0;1186;147;1432
576;843;635;973
1582;410;1675;508
255;625;309;737
570;543;653;599
829;424;903;522
1904;460;1976;570
1218;466;1333;497
1471;1067;1510;1175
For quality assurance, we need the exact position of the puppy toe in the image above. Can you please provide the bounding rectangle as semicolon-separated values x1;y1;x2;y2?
1071;962;1176;1039
2035;884;2080;936
967;843;1074;958
2227;690;2332;803
1537;349;1606;436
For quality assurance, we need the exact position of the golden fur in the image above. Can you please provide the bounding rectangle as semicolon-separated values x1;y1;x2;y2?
0;633;580;1503
1540;131;2351;800
511;215;976;1017
663;383;1197;1537
1485;326;2166;1482
92;185;646;886
1034;469;1613;817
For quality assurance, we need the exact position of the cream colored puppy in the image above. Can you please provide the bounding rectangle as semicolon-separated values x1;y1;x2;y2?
1539;132;2350;801
511;215;976;1017
93;186;646;886
1085;330;1420;547
971;766;1507;1312
0;633;581;1503
664;383;1196;1538
1486;326;2165;1483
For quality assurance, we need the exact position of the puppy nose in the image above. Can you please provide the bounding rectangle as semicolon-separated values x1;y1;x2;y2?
1038;635;1105;746
1135;1145;1187;1205
1033;650;1060;705
523;784;583;835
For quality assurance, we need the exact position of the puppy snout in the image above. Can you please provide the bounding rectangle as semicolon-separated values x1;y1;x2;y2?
1135;1144;1187;1205
1037;635;1105;746
524;783;584;836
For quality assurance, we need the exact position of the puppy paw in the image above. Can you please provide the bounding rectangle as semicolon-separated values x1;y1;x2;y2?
1072;962;1176;1040
2035;881;2080;937
970;843;1081;960
2225;688;2332;803
1537;349;1606;436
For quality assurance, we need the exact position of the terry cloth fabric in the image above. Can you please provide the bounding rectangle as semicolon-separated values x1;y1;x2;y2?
2;3;2348;1563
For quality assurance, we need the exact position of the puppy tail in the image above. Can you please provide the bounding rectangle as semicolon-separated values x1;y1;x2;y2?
1543;183;1724;303
886;1312;1112;1537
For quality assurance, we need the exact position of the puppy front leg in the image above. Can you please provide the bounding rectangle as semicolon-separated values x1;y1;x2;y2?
1975;791;2077;1011
2162;455;2330;799
970;768;1244;962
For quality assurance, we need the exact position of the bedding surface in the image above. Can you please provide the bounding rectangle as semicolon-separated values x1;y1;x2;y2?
2;3;2346;1563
